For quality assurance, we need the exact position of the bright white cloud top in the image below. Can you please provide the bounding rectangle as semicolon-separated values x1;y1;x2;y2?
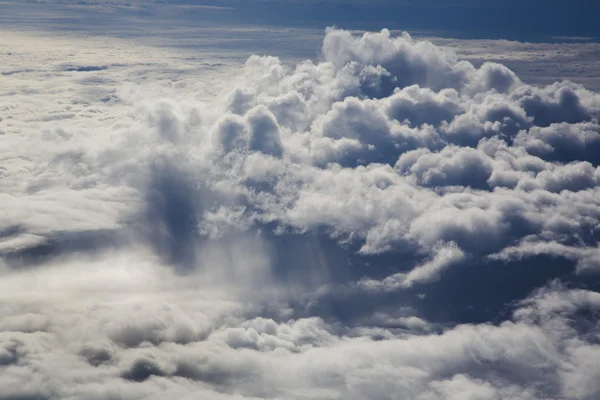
1;21;600;400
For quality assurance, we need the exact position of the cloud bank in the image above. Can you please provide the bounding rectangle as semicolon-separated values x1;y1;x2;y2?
1;27;600;399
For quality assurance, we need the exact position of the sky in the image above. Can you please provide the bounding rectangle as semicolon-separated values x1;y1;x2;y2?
1;1;600;399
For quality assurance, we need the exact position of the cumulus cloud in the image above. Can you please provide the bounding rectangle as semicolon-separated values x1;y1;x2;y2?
2;26;600;399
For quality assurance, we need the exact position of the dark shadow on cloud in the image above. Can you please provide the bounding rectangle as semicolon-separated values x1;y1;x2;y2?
518;123;600;166
302;287;417;327
79;345;113;367
62;65;109;72
1;229;125;269
174;359;255;389
254;223;422;289
141;161;205;273
359;73;399;100
417;255;577;323
254;230;423;322
0;396;51;400
121;357;167;382
483;106;531;138
299;254;579;327
568;306;600;344
0;225;26;240
1;68;36;76
0;341;19;366
522;87;592;127
254;226;584;326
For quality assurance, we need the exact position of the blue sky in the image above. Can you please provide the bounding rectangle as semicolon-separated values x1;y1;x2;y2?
3;0;600;40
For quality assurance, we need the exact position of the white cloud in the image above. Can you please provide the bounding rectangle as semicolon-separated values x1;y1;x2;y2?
1;252;599;399
2;25;600;399
3;26;600;280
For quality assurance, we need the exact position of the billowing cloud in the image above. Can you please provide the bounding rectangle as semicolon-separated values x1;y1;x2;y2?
2;25;600;399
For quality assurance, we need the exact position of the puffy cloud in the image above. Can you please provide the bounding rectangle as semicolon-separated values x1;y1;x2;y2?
514;122;600;165
518;84;594;127
321;28;475;92
1;257;600;400
3;25;600;399
396;146;494;189
4;26;600;284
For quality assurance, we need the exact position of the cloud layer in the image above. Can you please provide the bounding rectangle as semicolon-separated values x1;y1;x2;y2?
1;27;600;399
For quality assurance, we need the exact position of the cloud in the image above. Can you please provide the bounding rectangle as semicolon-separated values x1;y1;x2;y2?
3;26;600;289
2;25;600;399
359;242;465;290
1;256;600;399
